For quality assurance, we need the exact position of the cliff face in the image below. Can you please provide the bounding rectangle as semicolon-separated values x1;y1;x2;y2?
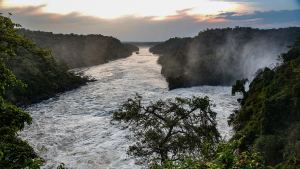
18;29;139;68
229;35;300;166
150;27;300;90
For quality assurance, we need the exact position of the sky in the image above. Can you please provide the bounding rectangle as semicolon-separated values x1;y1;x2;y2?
0;0;300;41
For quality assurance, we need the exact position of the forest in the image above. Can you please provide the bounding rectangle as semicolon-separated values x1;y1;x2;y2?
150;27;300;90
18;29;139;69
1;29;139;106
229;35;300;167
0;15;140;168
149;32;300;169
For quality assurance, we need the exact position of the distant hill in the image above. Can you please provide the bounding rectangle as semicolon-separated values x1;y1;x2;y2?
122;42;162;47
150;27;300;90
18;29;139;69
149;37;192;55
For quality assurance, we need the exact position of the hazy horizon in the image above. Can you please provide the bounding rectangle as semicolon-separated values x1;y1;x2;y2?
1;0;300;41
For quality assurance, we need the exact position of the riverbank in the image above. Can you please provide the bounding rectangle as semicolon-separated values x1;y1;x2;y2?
150;27;300;90
18;29;139;69
19;47;239;168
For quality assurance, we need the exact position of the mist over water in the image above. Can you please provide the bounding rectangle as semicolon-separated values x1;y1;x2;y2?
20;47;240;169
185;29;292;85
218;35;285;81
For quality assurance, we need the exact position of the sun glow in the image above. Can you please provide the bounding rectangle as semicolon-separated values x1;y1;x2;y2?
2;0;244;20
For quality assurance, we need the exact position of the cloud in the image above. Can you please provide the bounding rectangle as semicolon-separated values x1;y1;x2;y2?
218;12;238;16
216;9;300;24
175;8;197;15
1;3;299;41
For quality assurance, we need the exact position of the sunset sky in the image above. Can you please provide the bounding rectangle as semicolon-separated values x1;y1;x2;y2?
1;0;300;41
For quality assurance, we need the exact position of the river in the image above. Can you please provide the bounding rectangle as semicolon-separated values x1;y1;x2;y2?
20;47;240;169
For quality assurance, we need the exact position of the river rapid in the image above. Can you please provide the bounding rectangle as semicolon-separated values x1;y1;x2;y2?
20;47;240;169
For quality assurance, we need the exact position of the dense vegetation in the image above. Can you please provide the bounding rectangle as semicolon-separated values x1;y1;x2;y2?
2;12;300;168
0;14;52;168
149;37;192;55
147;35;300;168
1;23;139;106
0;14;139;168
150;27;300;90
229;35;300;167
2;53;90;105
18;28;139;69
150;137;267;169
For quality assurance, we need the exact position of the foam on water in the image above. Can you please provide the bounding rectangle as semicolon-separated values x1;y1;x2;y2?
20;47;240;169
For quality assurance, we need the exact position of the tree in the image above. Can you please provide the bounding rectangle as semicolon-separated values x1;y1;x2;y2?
111;94;220;166
231;78;248;105
280;35;300;62
0;14;52;168
150;137;266;169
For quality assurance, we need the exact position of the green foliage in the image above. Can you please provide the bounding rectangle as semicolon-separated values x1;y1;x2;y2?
0;15;52;60
3;54;89;105
111;94;220;166
0;97;32;132
228;35;300;166
22;159;66;169
273;157;300;169
0;14;50;168
279;48;300;62
0;149;3;162
151;27;300;90
22;158;43;169
231;78;249;105
56;163;66;169
18;29;139;69
150;138;265;169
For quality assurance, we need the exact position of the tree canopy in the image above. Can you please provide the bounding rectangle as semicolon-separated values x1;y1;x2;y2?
151;27;300;90
228;35;300;166
0;14;52;168
111;94;220;166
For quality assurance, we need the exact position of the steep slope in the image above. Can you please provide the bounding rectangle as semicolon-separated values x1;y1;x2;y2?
229;35;300;166
18;29;139;68
150;27;300;90
2;29;139;105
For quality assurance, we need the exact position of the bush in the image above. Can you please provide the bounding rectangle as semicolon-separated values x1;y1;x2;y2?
150;138;266;169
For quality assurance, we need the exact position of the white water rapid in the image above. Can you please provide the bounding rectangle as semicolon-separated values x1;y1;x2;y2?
20;47;240;169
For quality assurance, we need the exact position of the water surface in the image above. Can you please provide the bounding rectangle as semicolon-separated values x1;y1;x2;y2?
20;47;240;168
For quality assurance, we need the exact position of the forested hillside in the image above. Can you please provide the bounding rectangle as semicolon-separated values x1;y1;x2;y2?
1;15;139;168
149;37;191;55
18;29;139;68
2;54;89;106
149;35;300;169
1;29;139;105
229;35;300;167
150;27;300;90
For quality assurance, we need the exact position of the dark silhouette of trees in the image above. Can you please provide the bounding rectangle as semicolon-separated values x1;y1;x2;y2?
231;78;248;105
150;27;300;90
18;29;139;69
111;94;220;165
